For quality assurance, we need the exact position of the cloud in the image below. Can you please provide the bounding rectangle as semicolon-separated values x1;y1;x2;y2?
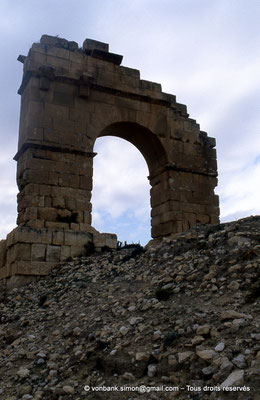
218;160;260;219
0;0;259;244
0;150;17;239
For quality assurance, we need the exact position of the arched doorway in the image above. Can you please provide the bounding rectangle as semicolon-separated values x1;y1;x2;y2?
90;121;168;241
98;122;167;176
92;136;150;244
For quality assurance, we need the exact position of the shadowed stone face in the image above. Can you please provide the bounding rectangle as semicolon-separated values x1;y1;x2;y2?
0;34;219;284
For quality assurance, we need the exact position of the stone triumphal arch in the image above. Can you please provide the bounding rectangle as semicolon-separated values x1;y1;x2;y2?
0;35;219;285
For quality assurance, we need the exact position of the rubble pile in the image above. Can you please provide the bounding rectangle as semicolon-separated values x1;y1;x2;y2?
0;216;259;399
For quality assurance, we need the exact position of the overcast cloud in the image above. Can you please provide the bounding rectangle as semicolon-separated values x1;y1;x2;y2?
0;0;259;244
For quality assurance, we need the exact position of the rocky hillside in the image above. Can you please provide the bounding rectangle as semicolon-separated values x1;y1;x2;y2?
0;216;259;400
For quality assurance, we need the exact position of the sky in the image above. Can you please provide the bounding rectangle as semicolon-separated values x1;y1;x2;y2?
0;0;259;245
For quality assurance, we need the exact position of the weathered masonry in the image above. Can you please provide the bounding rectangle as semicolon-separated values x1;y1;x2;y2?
0;35;219;285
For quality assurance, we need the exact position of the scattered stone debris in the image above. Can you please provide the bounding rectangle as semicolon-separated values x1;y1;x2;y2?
0;216;259;399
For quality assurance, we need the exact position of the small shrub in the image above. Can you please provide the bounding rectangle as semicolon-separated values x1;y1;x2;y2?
205;223;225;238
121;245;144;263
163;331;180;348
84;242;95;255
38;295;47;306
241;248;258;260
101;245;112;253
155;287;172;301
245;281;260;303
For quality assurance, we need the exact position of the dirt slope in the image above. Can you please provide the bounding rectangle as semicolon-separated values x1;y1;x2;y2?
0;216;259;400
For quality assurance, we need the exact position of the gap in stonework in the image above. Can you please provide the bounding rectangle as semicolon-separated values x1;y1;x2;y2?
92;136;151;245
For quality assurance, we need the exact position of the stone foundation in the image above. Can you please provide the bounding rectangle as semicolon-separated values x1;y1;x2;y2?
0;226;116;287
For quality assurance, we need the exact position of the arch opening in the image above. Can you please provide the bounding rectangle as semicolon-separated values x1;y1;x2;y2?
98;122;168;176
92;136;151;245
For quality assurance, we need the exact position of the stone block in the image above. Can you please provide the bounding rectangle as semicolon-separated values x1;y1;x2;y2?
93;233;117;250
79;224;99;234
78;85;89;98
90;90;115;106
210;215;220;224
58;173;69;187
27;100;44;117
27;220;45;229
39;77;50;91
69;50;83;63
52;231;64;245
26;51;47;69
22;169;49;186
39;184;52;196
83;38;109;52
160;210;182;224
64;231;92;247
196;214;210;224
38;207;58;222
31;244;46;261
53;91;74;107
97;70;121;88
44;197;52;207
140;80;161;92
151;215;160;227
152;220;182;238
65;198;76;211
45;103;69;119
45;221;69;230
120;66;140;78
7;243;31;263
91;49;122;65
57;209;71;220
46;245;61;262
7;227;35;246
41;34;68;47
83;211;91;224
60;245;71;261
114;96;140;111
150;187;172;207
76;198;91;211
69;174;80;188
184;212;197;225
151;201;180;217
180;189;193;203
183;119;200;132
70;245;85;258
53;117;75;132
79;176;92;190
0;240;7;269
70;223;79;231
46;55;70;69
25;126;44;142
5;275;37;289
43;129;61;145
52;197;65;208
23;207;38;222
182;203;206;214
31;43;46;54
46;46;70;60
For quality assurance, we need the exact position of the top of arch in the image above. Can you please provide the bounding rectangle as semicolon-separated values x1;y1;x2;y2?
17;34;189;117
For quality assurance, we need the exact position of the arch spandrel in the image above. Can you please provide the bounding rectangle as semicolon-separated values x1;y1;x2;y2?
0;35;219;285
